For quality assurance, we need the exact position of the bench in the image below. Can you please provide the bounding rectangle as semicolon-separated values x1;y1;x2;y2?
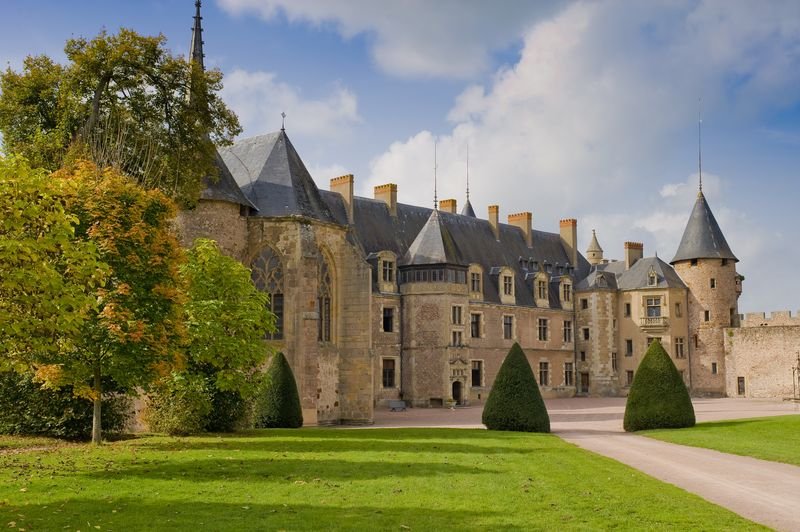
389;400;407;412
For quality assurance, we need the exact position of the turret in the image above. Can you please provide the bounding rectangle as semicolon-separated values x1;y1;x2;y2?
586;230;604;266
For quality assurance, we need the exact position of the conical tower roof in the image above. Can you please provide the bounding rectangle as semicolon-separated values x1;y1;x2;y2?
671;192;737;264
461;198;476;217
586;229;603;253
401;210;464;266
219;130;337;223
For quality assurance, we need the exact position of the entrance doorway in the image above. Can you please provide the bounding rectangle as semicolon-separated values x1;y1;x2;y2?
580;373;590;394
452;381;462;405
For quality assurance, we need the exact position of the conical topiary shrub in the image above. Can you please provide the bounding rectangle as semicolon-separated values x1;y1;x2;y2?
623;339;695;432
255;352;303;428
482;343;550;432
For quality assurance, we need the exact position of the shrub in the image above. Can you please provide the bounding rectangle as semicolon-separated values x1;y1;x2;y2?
204;388;249;433
482;343;550;432
145;373;212;436
255;353;303;429
0;371;131;441
623;339;696;432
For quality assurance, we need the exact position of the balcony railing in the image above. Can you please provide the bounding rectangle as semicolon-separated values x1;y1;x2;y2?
640;316;669;329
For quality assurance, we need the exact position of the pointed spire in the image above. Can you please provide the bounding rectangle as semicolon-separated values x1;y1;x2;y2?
587;229;603;253
671;192;737;264
190;1;204;71
433;139;438;210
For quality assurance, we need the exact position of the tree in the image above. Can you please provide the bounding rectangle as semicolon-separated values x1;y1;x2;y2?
255;353;303;429
33;161;186;444
482;343;550;433
0;155;107;369
623;339;695;432
0;28;241;205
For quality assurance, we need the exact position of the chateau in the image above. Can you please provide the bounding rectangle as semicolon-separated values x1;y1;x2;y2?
176;3;795;425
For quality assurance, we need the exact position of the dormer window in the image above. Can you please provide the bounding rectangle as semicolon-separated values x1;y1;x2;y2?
537;279;547;299
503;275;513;296
561;282;572;302
647;269;657;287
382;260;395;283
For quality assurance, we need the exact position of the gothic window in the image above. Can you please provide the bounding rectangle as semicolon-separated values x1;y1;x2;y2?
318;254;333;342
251;247;284;340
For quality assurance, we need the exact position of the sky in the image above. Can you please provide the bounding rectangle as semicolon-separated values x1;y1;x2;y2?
2;0;799;313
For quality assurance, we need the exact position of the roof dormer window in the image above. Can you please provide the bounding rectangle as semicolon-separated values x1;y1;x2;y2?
647;269;657;287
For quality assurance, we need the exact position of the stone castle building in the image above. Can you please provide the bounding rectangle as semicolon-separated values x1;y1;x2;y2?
176;3;799;425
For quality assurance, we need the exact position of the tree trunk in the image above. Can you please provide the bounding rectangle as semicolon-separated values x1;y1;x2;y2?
92;365;102;445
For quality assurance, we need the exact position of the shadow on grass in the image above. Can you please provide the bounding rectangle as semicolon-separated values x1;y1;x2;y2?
4;498;514;531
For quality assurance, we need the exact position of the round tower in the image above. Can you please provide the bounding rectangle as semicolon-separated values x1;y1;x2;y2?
671;190;741;397
586;229;604;266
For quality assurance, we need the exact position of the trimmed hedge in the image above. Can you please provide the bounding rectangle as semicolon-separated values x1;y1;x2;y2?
145;373;212;436
624;339;695;432
255;352;303;429
482;343;550;432
0;371;131;441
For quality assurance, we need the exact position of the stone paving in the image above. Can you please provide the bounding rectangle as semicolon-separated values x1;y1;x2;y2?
371;397;800;531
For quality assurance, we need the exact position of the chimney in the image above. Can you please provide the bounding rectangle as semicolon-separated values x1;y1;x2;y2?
440;199;457;214
508;212;533;248
624;241;644;269
488;205;500;240
330;174;354;224
374;183;397;217
559;218;578;267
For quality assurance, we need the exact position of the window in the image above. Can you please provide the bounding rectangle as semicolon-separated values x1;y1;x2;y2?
470;313;481;338
648;271;657;286
382;260;395;283
625;339;633;357
691;258;698;266
538;318;548;341
503;316;513;340
382;359;396;388
539;361;549;386
470;272;482;292
563;320;572;343
737;376;745;395
675;302;682;317
382;307;394;332
580;350;586;361
537;279;548;299
564;362;574;386
675;337;685;359
694;334;699;348
646;297;661;317
451;330;463;346
503;275;513;296
611;352;618;372
580;298;588;310
704;310;710;322
722;259;729;266
711;362;718;374
251;247;285;340
624;303;631;317
582;328;590;340
626;370;635;386
613;319;617;330
318;258;333;342
562;283;572;302
451;305;463;325
710;278;716;289
471;361;483;387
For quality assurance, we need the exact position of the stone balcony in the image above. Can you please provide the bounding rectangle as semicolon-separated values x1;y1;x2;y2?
640;316;669;330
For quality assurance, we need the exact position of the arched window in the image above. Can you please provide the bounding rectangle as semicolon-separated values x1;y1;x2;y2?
252;247;284;340
318;254;333;342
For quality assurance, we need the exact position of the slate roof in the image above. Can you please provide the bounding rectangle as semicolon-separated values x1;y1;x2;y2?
580;256;686;291
199;150;257;209
586;229;603;253
319;192;591;307
575;269;618;291
402;210;464;266
671;192;737;264
219;131;337;223
461;199;477;218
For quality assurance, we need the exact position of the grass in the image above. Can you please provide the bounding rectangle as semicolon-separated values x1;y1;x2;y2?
644;414;800;466
0;428;763;531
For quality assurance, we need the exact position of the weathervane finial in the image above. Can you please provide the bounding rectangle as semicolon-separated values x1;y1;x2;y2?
281;112;286;131
698;98;703;196
434;139;439;210
465;143;470;201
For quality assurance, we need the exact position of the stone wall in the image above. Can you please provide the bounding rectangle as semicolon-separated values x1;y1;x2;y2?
725;323;800;398
741;310;800;328
174;200;248;260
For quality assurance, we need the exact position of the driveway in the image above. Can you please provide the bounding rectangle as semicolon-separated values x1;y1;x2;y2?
372;397;800;531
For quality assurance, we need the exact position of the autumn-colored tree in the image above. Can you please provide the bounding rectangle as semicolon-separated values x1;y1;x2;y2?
0;155;107;368
0;28;241;205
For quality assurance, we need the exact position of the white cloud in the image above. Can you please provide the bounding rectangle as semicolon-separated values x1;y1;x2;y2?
217;0;564;78
221;69;361;139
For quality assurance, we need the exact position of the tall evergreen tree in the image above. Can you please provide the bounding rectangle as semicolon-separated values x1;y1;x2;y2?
256;353;303;429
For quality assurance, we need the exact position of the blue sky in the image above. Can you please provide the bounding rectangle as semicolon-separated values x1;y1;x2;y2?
2;1;800;313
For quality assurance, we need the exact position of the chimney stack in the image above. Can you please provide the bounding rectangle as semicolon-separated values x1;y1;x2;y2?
488;205;500;240
559;218;578;267
439;199;457;214
624;241;644;269
330;174;354;223
508;211;533;248
374;183;398;217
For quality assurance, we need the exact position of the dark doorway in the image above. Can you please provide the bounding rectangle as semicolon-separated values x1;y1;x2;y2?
580;373;590;394
452;381;462;405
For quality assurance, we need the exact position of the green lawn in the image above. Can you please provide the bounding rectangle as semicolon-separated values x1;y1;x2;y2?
644;414;800;466
0;428;762;531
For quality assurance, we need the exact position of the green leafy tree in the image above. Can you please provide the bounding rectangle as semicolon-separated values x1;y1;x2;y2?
623;339;696;432
482;343;550;433
0;155;107;369
0;28;241;205
256;352;303;429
